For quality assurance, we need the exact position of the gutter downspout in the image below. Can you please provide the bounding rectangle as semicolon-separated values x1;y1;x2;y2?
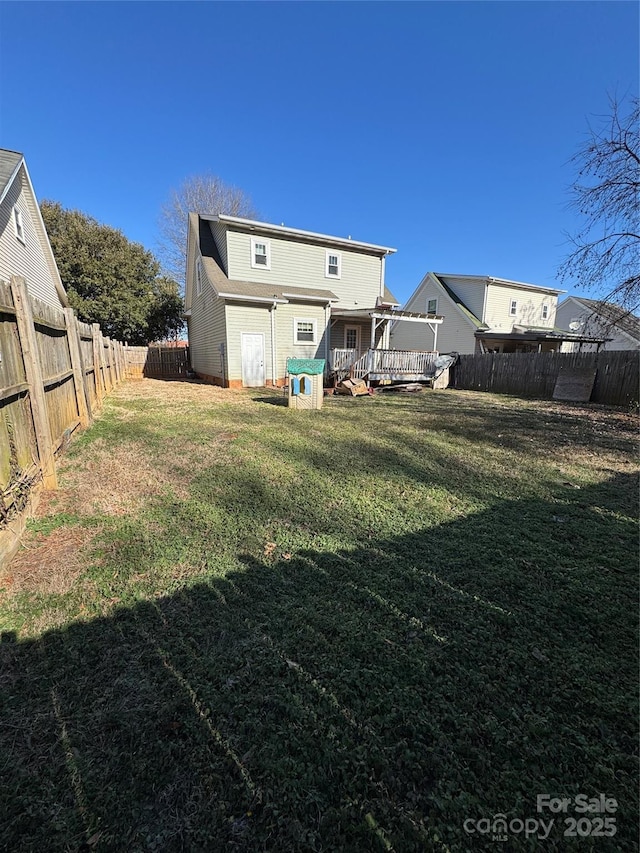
270;301;277;386
481;279;489;326
325;303;330;375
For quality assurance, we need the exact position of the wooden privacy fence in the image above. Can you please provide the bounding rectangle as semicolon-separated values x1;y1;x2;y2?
452;350;639;407
0;275;126;567
125;345;190;379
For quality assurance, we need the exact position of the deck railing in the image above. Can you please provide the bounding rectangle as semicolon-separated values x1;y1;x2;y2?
330;348;358;373
330;348;439;381
369;349;438;377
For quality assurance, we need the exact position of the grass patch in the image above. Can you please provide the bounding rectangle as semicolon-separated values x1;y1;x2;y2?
0;380;637;851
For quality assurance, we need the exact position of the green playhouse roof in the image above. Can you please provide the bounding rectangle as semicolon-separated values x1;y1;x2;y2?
287;358;326;375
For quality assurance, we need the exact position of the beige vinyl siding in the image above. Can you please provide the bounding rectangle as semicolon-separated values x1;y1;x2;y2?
226;230;383;307
484;284;557;331
223;301;329;383
438;276;485;321
274;302;328;379
331;319;364;353
391;276;475;353
188;255;227;378
390;316;475;354
329;318;386;354
225;302;273;383
0;173;62;308
210;221;229;274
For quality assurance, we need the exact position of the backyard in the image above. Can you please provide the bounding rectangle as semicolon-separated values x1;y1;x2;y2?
0;381;638;852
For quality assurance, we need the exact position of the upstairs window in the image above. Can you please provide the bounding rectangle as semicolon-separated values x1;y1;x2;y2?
294;318;316;344
509;299;518;317
427;298;438;314
541;303;549;320
13;207;25;244
325;251;341;278
251;237;271;269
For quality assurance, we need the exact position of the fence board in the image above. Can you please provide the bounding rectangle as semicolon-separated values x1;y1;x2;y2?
452;351;639;407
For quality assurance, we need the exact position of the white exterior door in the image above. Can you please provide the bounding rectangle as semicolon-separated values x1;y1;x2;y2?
241;333;265;387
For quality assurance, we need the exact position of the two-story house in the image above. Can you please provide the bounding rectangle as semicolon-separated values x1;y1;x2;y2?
0;148;68;310
391;272;603;354
186;214;437;387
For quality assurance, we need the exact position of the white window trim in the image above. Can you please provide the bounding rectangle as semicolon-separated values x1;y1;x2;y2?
427;297;438;314
541;303;549;320
509;299;518;317
13;207;25;244
294;317;317;345
325;250;341;279
251;237;271;270
196;258;203;296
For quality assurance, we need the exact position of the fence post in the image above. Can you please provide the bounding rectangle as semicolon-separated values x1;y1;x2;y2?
64;307;90;428
10;276;58;489
103;336;112;392
112;338;121;384
91;323;104;408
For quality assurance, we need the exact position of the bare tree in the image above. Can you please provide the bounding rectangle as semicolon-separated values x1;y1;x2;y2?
558;95;639;313
157;173;258;289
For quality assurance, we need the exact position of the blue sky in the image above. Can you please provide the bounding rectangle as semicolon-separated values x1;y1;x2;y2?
1;1;637;305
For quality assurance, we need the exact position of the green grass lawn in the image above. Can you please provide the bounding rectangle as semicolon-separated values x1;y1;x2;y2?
1;381;638;852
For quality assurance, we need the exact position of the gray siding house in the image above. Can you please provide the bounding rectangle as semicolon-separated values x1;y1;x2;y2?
186;214;405;387
555;296;640;352
0;149;68;310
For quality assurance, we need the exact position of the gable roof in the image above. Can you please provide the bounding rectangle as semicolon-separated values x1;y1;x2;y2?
203;213;397;256
0;148;68;307
0;149;24;203
432;274;488;330
564;296;640;342
435;272;564;296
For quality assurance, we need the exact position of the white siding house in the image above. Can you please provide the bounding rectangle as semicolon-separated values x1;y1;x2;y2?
391;272;602;353
0;149;68;310
186;214;405;388
556;296;640;352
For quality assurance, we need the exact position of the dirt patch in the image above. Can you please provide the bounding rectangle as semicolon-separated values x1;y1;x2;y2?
53;438;192;517
114;378;258;407
1;524;98;595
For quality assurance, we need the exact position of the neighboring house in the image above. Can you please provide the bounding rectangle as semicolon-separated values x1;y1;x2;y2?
391;272;603;354
0;149;68;310
556;296;640;352
186;214;439;387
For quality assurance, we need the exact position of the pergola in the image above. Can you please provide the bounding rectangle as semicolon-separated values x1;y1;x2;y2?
330;307;444;350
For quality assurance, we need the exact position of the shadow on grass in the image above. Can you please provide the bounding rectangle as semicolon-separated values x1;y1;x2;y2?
1;476;637;852
251;395;288;407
